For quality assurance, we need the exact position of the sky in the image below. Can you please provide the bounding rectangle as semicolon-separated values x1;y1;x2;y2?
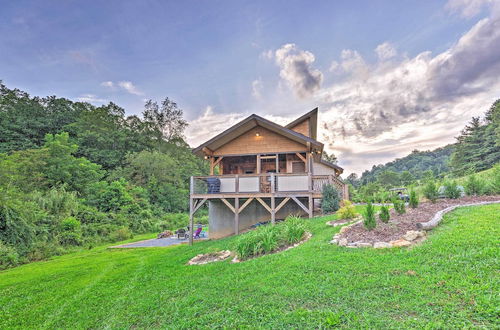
1;0;499;175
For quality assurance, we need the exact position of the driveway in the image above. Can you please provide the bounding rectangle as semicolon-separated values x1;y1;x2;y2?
111;235;208;248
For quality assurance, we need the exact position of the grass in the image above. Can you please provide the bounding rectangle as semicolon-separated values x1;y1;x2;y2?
0;204;498;328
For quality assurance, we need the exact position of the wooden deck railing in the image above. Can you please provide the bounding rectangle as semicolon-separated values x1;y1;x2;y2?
190;173;347;198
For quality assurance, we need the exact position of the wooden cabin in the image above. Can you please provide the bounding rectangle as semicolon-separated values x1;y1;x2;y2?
189;108;347;243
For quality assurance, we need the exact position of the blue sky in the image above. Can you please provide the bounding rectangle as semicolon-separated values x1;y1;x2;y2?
1;0;499;174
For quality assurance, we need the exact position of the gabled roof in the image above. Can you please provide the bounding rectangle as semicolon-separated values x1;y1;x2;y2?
319;158;344;174
285;107;318;140
193;113;323;157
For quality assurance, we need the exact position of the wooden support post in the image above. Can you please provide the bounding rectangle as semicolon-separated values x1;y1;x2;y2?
239;197;254;213
256;154;261;174
271;196;276;225
270;172;275;193
190;176;194;195
235;175;239;193
234;198;239;235
275;197;290;213
305;152;310;173
308;195;313;218
275;154;279;173
189;197;194;245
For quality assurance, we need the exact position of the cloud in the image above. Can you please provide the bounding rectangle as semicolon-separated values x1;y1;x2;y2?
445;0;494;18
274;43;323;98
118;81;144;95
375;42;397;60
76;94;106;103
251;79;263;99
260;49;274;60
100;81;114;88
185;107;246;147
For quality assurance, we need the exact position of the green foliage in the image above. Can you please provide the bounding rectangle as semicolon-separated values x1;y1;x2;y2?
320;184;340;213
336;200;357;220
464;175;486;196
443;180;461;199
450;100;500;176
376;170;401;188
392;198;406;215
379;205;390;223
363;202;376;230
109;227;133;242
409;189;419;208
423;181;439;203
487;164;500;194
0;242;20;270
234;217;306;260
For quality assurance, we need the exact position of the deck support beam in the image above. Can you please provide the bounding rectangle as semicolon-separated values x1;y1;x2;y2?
234;198;239;235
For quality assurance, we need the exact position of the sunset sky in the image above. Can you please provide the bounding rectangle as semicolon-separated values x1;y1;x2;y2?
1;0;499;175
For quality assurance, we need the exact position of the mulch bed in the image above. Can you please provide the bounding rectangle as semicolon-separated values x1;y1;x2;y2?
339;195;499;244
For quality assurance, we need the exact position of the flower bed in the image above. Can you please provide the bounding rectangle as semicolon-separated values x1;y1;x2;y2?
331;195;499;248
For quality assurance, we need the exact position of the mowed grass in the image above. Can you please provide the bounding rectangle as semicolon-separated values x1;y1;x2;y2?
0;205;498;328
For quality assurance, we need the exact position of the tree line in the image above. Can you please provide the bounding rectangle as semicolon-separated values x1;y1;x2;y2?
0;82;208;268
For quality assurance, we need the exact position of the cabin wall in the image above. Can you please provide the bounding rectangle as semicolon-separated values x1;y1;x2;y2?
312;161;337;176
208;198;308;239
213;126;307;156
289;120;310;137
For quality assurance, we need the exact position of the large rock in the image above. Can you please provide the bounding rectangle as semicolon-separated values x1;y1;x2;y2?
390;239;412;247
373;242;392;249
403;231;420;241
355;242;372;248
338;238;348;246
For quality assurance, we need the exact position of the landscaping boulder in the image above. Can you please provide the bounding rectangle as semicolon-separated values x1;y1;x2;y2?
390;239;412;247
403;230;422;241
373;242;392;249
338;238;348;246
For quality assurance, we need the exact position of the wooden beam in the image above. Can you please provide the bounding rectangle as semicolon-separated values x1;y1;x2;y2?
220;198;235;213
308;195;313;218
238;197;254;213
256;197;272;213
234;198;239;235
291;196;309;214
189;197;194;245
256;155;261;174
202;147;213;155
275;154;279;173
271;196;276;225
260;155;277;159
193;198;207;214
295;152;306;163
213;156;223;167
275;197;290;213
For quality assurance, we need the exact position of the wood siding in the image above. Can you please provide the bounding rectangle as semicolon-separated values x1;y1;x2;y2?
213;126;307;155
289;119;310;137
312;160;337;175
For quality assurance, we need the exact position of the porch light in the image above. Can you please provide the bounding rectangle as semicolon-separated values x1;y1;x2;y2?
204;155;209;160
255;132;260;137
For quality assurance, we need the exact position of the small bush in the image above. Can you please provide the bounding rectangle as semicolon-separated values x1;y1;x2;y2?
58;217;82;245
0;242;20;270
392;198;406;215
443;180;461;199
321;184;340;213
379;206;390;223
109;227;133;242
363;202;376;230
336;200;357;220
409;190;419;208
423;181;438;203
234;217;306;260
488;164;500;194
464;175;485;196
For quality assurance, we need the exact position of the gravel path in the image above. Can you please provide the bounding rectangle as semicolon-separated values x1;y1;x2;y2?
111;236;207;248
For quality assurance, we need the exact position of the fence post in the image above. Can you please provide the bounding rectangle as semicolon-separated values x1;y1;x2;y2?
271;172;275;193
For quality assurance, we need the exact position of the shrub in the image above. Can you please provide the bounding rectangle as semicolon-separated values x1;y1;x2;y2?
379;206;390;223
0;242;20;270
321;184;340;213
234;217;306;260
488;164;500;194
423;181;438;203
109;227;133;242
464;175;485;196
443;180;461;199
409;190;419;208
363;202;376;230
392;198;406;215
283;216;306;244
336;200;357;220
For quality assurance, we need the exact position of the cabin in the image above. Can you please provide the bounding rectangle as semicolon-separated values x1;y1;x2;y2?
189;108;347;244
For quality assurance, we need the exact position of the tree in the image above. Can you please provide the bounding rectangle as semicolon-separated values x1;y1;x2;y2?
400;171;415;186
376;170;400;188
322;151;338;164
321;184;340;213
142;98;188;147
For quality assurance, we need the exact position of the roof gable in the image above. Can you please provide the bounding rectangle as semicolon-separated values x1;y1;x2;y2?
285;108;318;140
193;113;323;157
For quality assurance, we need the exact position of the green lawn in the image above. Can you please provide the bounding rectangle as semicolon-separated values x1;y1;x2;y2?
1;205;498;328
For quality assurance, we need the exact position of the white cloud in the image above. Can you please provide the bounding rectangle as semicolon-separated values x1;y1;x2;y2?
76;94;106;103
274;43;323;98
375;42;397;60
118;81;144;95
251;79;263;99
100;81;114;88
259;49;274;60
446;0;494;18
